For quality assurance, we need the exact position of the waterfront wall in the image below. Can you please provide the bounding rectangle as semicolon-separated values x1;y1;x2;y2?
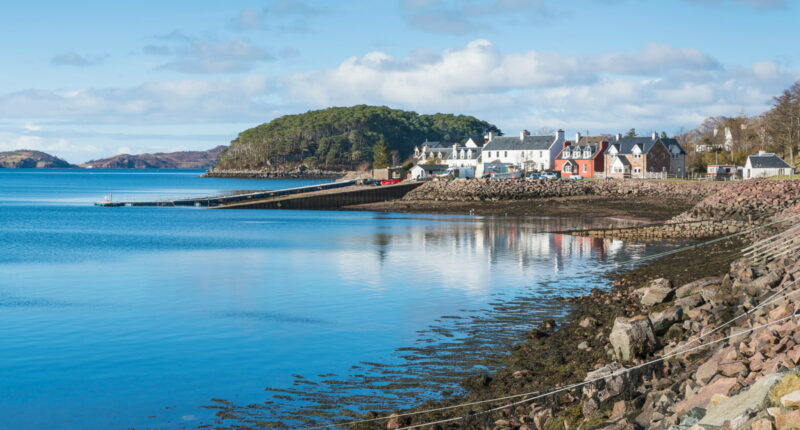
403;179;721;202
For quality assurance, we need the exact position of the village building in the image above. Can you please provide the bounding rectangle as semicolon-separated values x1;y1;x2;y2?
410;164;448;180
603;133;673;179
743;151;794;179
663;138;687;178
706;164;739;181
413;141;452;164
553;133;609;178
478;129;565;175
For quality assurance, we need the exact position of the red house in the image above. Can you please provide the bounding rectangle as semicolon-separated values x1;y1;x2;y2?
554;135;609;178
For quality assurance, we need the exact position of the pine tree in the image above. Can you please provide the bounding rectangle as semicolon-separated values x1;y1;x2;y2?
372;137;391;168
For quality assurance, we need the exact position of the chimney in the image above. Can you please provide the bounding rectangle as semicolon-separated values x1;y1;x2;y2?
651;131;657;140
599;140;609;154
562;140;571;150
575;132;582;143
556;129;565;141
520;129;530;141
487;131;494;142
615;133;622;141
758;150;766;156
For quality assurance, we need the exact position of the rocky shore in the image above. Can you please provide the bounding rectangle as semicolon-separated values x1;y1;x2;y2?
357;180;800;430
374;227;800;430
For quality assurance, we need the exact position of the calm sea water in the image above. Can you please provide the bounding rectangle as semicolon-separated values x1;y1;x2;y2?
0;169;673;429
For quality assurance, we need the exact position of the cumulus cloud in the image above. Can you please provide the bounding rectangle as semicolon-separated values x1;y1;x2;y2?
50;51;107;67
144;32;274;74
286;39;799;132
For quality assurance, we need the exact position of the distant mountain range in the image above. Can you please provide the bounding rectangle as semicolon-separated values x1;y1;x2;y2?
81;146;226;169
0;150;75;168
0;146;226;169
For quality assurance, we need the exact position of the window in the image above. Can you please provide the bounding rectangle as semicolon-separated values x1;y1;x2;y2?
583;164;588;173
540;151;544;157
504;151;508;157
633;167;641;173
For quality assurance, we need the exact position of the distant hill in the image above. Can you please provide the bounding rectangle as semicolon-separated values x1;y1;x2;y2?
82;146;226;169
0;150;75;168
214;105;499;171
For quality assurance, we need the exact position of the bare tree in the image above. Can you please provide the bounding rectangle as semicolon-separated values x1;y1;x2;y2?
765;81;800;166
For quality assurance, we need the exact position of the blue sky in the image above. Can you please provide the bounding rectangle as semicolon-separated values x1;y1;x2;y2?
0;0;798;163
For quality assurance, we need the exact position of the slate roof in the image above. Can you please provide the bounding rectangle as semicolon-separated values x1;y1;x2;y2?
605;137;660;155
483;135;554;151
421;141;448;149
414;164;448;171
748;153;792;169
577;136;609;145
450;146;482;160
557;145;600;160
662;138;687;155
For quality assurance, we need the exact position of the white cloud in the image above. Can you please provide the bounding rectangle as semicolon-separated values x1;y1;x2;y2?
286;39;799;132
24;122;42;131
0;75;272;124
50;51;107;67
144;32;274;74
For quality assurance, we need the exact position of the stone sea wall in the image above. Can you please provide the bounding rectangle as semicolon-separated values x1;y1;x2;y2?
403;179;722;202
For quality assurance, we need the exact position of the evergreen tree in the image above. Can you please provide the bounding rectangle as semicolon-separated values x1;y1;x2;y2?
372;137;391;168
625;128;637;138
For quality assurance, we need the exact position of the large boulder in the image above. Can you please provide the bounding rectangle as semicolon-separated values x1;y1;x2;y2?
649;306;683;335
609;316;657;362
636;278;674;306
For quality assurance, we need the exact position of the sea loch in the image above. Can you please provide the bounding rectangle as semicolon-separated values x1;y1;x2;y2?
0;169;676;429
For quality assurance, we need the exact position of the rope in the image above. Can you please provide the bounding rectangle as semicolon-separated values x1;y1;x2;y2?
396;312;800;430
300;212;800;430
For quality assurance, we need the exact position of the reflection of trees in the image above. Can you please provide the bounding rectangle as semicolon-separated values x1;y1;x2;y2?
373;232;391;263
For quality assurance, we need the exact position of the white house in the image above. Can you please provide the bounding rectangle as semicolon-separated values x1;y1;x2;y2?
478;129;565;176
410;164;448;180
442;142;482;178
743;151;793;179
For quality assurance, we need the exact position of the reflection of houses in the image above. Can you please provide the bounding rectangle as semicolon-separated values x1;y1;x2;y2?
603;133;675;179
554;134;609;178
478;129;565;175
743;151;794;179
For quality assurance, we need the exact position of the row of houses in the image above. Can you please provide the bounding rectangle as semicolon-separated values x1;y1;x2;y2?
413;130;687;179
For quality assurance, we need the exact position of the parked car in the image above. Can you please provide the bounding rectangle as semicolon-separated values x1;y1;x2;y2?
540;171;559;180
566;175;583;181
379;179;404;186
525;173;541;181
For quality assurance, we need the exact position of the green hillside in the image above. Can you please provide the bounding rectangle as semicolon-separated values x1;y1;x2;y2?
215;105;499;170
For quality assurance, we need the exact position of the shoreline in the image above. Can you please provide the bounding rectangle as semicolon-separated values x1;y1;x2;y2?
345;195;696;221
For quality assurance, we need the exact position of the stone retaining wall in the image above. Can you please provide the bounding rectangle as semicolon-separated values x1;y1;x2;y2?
403;178;722;202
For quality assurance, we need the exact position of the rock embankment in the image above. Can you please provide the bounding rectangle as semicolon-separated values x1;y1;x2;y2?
672;179;800;223
403;179;721;202
579;180;800;240
388;240;800;430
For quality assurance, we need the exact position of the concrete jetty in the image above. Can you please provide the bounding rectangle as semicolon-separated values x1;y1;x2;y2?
94;179;422;210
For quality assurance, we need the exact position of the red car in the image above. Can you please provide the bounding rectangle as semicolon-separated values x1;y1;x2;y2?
379;179;403;186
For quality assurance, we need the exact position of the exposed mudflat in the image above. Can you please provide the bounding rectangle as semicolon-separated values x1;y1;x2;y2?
348;195;695;221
